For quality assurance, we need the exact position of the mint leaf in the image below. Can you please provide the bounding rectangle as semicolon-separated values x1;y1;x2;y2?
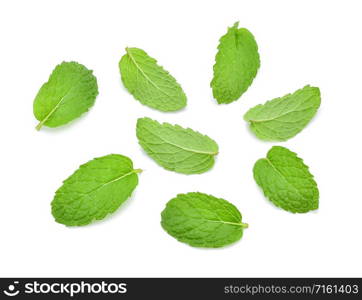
161;192;248;248
244;85;321;141
51;154;141;226
253;146;319;213
136;117;218;174
211;22;260;104
119;47;187;112
33;61;98;130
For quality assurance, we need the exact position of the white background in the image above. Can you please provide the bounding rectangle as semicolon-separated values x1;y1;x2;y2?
0;0;361;277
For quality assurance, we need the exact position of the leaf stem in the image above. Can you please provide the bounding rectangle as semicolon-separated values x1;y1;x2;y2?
241;222;249;229
35;121;44;131
134;169;143;174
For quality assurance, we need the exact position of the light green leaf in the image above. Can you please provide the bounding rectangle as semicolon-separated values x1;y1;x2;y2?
33;61;98;130
244;85;321;141
161;192;248;248
136;117;218;174
211;22;260;104
253;146;319;213
119;47;187;112
51;154;141;226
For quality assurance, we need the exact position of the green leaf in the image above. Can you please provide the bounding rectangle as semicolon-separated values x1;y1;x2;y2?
211;22;260;104
51;154;141;226
253;146;319;213
33;61;98;130
119;47;187;112
136;117;218;174
161;192;248;248
244;85;321;141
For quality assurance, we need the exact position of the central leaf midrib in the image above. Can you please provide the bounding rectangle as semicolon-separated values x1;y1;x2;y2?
143;127;218;155
264;157;307;200
61;169;138;202
175;215;245;228
126;48;173;98
246;89;319;124
37;76;85;129
248;105;316;123
201;218;244;226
